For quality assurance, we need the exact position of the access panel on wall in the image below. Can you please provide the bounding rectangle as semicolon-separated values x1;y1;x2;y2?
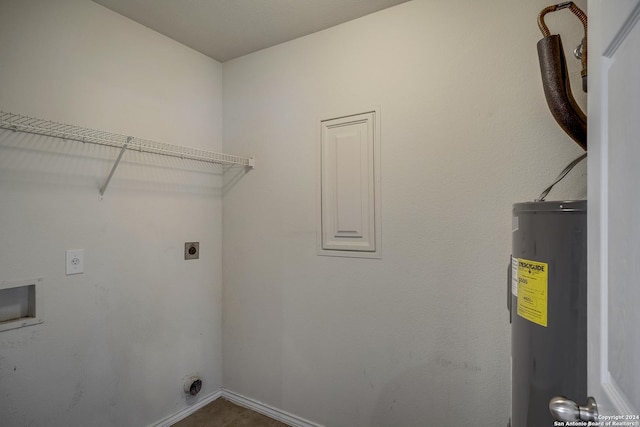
318;110;380;258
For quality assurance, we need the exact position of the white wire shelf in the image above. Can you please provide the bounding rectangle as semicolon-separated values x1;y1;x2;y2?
0;110;254;195
0;111;254;167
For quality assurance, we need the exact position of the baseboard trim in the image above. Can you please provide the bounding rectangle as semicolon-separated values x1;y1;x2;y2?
149;389;222;427
221;389;323;427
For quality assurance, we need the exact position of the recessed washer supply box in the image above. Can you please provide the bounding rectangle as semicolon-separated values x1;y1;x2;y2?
0;277;44;333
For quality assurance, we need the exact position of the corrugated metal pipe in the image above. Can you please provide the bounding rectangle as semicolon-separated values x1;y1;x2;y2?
537;2;588;150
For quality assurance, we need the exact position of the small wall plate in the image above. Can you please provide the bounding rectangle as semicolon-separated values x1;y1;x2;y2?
184;242;199;260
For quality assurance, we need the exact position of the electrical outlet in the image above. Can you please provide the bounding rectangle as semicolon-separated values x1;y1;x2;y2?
184;242;199;260
66;249;84;275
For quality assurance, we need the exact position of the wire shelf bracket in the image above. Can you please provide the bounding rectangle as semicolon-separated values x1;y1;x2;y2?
99;136;131;196
0;111;255;196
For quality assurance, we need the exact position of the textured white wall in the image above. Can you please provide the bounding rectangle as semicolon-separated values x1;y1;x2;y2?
221;0;587;426
0;0;589;425
0;1;223;425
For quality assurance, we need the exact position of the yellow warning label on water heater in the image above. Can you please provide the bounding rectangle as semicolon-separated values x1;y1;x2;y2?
516;258;548;327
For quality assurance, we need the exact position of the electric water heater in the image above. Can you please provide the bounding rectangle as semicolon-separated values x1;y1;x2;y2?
508;200;587;427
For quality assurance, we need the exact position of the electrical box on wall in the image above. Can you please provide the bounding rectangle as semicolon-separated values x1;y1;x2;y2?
317;108;381;258
185;242;199;260
0;277;44;333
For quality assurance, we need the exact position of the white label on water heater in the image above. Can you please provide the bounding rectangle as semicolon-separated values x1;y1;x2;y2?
511;256;518;297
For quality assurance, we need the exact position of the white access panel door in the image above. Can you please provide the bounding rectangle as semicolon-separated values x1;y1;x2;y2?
587;0;640;419
319;111;380;257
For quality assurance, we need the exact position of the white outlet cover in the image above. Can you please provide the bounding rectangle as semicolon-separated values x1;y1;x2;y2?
66;249;84;275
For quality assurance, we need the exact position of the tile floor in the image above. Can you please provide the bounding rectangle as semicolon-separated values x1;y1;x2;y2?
173;398;289;427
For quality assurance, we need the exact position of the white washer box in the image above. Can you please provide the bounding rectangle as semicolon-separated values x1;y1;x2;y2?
0;277;44;333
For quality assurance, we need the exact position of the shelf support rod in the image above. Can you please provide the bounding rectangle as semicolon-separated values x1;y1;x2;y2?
100;136;131;197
